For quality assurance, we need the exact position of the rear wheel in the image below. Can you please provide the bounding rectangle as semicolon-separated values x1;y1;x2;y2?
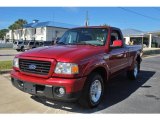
127;62;140;80
79;72;104;108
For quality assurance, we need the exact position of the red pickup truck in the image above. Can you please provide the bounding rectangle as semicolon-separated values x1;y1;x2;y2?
11;26;142;108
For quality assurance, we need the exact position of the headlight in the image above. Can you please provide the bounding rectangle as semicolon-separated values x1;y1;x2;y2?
54;62;79;74
13;58;19;68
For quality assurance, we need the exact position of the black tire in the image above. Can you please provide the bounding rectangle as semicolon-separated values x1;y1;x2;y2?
137;63;140;73
16;49;20;52
127;62;140;80
21;46;25;52
78;72;104;108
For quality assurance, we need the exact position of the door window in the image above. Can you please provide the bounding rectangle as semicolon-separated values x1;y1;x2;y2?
110;30;123;48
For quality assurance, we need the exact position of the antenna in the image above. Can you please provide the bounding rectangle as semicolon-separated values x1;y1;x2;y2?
85;11;89;26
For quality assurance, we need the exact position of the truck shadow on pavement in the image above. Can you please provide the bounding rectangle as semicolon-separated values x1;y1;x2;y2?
31;70;155;113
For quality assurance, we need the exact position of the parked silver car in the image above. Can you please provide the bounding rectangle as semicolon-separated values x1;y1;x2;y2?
13;40;28;52
23;40;43;51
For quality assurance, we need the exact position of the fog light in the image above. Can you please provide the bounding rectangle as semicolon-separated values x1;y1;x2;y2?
59;87;65;95
55;87;65;96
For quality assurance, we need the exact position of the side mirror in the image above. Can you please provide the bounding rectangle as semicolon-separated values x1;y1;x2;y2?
112;40;123;47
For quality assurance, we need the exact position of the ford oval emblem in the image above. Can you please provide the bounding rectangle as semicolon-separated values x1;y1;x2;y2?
29;64;36;69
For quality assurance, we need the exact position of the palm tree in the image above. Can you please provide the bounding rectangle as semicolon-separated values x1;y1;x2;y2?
8;24;14;30
9;19;27;30
157;32;160;37
15;19;27;29
0;29;8;40
8;19;28;40
8;24;15;40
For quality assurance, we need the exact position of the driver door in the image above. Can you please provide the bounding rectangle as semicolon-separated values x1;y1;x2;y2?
108;29;128;74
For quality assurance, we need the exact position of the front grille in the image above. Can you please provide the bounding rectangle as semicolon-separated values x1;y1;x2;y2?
19;59;51;75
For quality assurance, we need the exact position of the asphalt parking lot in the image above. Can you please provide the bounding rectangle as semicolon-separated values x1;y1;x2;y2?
0;55;160;113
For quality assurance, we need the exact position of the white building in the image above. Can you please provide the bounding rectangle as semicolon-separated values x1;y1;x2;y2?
123;29;160;48
6;20;77;41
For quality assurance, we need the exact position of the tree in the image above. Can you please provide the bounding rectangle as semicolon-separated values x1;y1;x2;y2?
15;19;27;29
157;32;160;37
8;19;27;40
0;29;8;40
8;24;15;30
8;19;27;30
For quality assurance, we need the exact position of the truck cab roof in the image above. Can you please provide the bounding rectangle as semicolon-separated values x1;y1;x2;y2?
71;26;120;30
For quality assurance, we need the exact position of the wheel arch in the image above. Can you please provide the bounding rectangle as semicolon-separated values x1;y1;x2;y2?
88;66;108;84
129;52;142;71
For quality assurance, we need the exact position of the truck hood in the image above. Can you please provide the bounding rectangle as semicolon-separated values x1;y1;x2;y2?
18;45;106;62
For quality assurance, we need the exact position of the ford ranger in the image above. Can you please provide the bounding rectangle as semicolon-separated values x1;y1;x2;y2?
11;26;142;108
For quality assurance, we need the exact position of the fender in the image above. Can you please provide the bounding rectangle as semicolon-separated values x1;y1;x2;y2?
81;55;109;81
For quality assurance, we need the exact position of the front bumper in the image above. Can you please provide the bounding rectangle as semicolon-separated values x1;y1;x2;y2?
24;47;30;50
13;46;21;50
11;70;86;101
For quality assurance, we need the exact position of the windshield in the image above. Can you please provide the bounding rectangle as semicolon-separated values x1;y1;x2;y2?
57;28;108;46
18;41;23;44
24;41;29;45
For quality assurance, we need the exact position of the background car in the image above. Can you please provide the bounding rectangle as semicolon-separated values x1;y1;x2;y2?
23;40;43;51
13;40;29;52
42;41;53;46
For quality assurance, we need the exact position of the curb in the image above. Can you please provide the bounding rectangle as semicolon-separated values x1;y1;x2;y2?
142;54;160;59
143;49;160;56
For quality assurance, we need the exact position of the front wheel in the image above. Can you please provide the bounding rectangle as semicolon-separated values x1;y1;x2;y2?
16;49;20;52
79;72;104;108
127;62;140;80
